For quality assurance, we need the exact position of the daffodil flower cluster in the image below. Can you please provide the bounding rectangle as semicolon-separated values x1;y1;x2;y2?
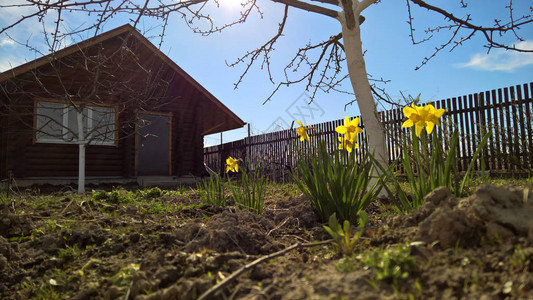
335;116;363;153
402;103;445;137
226;156;240;173
295;120;314;141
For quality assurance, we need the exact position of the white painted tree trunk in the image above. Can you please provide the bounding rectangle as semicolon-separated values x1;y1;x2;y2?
338;2;388;169
77;109;86;194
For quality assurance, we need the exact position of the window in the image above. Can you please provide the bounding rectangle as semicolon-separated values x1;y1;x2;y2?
35;100;116;145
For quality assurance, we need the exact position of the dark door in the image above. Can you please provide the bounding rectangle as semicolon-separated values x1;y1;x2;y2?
136;113;171;176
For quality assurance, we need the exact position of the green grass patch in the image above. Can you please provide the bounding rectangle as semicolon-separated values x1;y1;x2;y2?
357;243;417;285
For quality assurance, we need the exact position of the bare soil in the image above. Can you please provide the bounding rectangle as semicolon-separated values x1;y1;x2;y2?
0;183;532;299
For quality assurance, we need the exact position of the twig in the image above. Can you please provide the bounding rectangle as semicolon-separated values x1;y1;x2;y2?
78;200;94;218
228;283;241;300
124;280;133;300
28;214;51;220
258;282;275;297
197;239;333;300
282;234;310;244
60;197;76;215
266;216;290;236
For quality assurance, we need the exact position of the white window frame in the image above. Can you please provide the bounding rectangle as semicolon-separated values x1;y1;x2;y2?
34;100;117;146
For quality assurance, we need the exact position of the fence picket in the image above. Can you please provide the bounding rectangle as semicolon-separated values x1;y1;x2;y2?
490;89;501;170
526;83;533;170
455;96;465;171
516;85;527;170
503;87;513;172
478;92;489;171
484;91;494;170
509;86;520;170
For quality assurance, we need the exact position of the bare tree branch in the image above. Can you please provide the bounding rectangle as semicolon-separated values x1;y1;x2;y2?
358;0;379;13
408;0;533;69
309;0;339;6
256;32;350;104
272;0;338;18
339;0;356;29
226;5;289;88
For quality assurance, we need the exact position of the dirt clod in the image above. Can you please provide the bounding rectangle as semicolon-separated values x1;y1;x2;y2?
416;184;533;248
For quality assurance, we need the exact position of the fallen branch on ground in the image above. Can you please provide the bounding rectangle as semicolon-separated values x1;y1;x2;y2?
198;239;334;300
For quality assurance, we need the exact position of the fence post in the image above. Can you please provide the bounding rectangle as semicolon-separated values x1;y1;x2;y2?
247;123;251;168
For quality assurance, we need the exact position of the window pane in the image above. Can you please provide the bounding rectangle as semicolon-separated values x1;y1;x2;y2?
66;106;88;142
35;101;115;145
90;107;115;144
36;102;64;142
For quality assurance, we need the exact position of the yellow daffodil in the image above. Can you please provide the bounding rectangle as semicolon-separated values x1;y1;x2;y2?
295;120;311;141
226;156;240;173
335;116;363;141
338;136;358;153
425;104;446;133
402;104;445;137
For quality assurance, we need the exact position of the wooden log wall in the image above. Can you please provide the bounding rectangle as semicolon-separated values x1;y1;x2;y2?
0;109;7;179
205;82;533;177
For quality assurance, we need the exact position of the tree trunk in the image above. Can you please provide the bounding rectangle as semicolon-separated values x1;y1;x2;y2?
77;110;86;194
340;12;388;168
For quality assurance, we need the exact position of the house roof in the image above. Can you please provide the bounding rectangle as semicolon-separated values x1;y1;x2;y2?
0;24;245;135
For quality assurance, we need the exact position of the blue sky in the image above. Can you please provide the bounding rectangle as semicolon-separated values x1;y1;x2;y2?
1;0;532;146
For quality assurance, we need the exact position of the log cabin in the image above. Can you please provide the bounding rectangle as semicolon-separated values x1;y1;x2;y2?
0;24;245;187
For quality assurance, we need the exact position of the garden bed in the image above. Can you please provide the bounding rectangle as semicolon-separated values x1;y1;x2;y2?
0;182;532;299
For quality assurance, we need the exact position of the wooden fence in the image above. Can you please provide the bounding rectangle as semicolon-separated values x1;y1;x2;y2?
204;82;533;178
